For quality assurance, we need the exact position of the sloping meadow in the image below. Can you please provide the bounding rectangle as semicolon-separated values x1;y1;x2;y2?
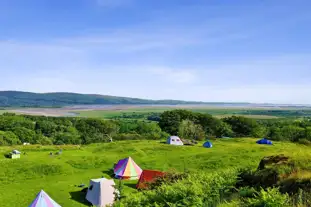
0;139;311;206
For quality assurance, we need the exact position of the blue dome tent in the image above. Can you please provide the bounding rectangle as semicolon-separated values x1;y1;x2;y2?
203;141;213;148
256;138;272;145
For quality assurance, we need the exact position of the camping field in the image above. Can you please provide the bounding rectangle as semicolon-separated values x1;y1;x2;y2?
1;138;311;206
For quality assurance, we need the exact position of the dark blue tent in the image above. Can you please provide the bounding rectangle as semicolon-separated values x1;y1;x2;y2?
256;138;272;145
203;141;213;148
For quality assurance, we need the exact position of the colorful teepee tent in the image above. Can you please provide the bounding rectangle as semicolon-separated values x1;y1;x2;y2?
28;190;61;207
114;157;142;180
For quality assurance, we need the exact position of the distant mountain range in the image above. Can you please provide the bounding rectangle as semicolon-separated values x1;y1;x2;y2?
0;91;309;108
0;91;249;107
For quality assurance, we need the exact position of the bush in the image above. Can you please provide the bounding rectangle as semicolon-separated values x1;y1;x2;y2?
239;187;257;198
147;172;188;190
289;189;311;206
244;188;290;207
298;139;311;145
236;168;279;189
114;133;143;141
35;134;53;145
118;170;238;207
0;131;21;145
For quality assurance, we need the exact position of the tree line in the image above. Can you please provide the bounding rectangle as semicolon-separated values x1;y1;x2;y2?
159;110;311;143
1;110;311;146
0;113;168;145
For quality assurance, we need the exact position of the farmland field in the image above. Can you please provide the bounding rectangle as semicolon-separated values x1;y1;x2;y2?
4;105;311;120
1;138;311;206
76;106;303;119
77;107;172;118
0;110;8;115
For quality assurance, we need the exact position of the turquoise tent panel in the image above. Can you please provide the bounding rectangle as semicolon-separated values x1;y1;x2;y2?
203;141;213;148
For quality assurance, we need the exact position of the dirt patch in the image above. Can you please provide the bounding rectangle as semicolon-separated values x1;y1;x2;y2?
257;154;290;170
236;154;295;189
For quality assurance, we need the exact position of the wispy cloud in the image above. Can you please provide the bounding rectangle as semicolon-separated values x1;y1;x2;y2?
148;68;198;84
1;0;311;103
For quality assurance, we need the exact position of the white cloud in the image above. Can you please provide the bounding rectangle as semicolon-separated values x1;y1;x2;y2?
1;2;311;105
148;68;198;84
1;38;311;104
190;84;311;104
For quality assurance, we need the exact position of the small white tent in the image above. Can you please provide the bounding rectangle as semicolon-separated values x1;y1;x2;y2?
167;136;184;146
86;178;116;207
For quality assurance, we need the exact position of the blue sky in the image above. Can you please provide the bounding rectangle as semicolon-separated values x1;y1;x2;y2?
1;0;311;103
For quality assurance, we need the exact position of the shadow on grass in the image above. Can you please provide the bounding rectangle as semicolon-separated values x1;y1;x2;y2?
102;169;114;177
124;183;137;189
69;190;92;206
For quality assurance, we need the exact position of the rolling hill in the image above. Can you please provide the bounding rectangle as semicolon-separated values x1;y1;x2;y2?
0;91;244;107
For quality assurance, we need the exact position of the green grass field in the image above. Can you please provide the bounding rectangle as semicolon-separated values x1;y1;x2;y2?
4;106;311;119
1;138;311;206
77;107;281;119
0;110;8;115
77;107;171;118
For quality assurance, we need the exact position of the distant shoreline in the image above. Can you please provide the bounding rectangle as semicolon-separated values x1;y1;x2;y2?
2;104;311;117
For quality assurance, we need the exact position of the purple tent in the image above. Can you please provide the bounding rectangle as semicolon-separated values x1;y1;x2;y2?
28;190;61;207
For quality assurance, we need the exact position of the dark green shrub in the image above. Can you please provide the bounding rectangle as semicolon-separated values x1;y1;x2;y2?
118;170;238;207
239;187;257;198
298;138;311;145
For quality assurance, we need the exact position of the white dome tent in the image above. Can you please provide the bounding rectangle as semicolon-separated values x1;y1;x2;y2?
166;136;184;146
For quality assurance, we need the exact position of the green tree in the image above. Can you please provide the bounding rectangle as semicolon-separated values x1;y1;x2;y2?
280;125;305;142
35;120;58;137
178;119;205;140
53;132;81;145
0;116;35;131
136;122;161;134
118;121;139;134
223;116;262;137
35;133;53;145
214;121;234;138
0;131;21;145
251;125;268;138
13;127;36;143
268;127;283;141
159;110;182;135
53;127;81;145
195;113;220;136
305;127;311;141
75;118;120;144
159;110;218;136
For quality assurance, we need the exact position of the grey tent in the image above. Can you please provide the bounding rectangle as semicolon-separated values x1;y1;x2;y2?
12;150;21;154
86;178;116;207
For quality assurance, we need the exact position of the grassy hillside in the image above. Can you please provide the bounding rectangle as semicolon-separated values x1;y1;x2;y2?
1;138;311;206
0;91;221;107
